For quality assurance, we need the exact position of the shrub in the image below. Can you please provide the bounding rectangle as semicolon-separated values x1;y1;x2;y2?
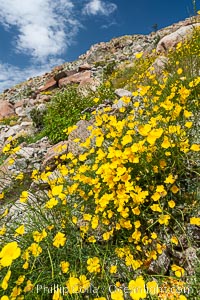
43;87;93;144
43;83;116;144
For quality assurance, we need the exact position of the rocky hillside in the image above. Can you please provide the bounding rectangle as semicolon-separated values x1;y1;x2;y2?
0;15;199;300
0;16;199;103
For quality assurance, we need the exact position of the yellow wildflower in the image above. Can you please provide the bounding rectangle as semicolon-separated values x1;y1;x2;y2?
171;185;179;194
151;232;157;239
16;275;25;285
15;172;24;180
28;243;42;257
171;264;185;277
1;296;9;300
24;280;34;292
190;144;200;151
1;270;11;290
15;224;25;236
135;52;143;59
45;198;58;209
164;174;176;184
53;232;66;248
53;289;63;300
60;261;69;273
146;280;159;295
161;136;171;149
150;204;162;212
0;242;21;267
79;275;90;291
51;185;63;196
168;200;175;208
87;257;101;273
177;68;183;75
158;214;170;225
66;277;80;294
33;229;47;242
111;289;124;300
171;236;179;245
19;191;28;203
2;143;11;153
190;217;200;226
129;276;146;299
110;265;117;274
0;225;6;235
93;97;100;103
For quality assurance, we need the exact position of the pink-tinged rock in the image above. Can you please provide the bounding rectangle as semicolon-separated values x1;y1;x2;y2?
42;141;68;169
78;63;92;72
156;24;200;52
39;78;57;92
54;69;77;82
58;71;91;88
0;101;15;120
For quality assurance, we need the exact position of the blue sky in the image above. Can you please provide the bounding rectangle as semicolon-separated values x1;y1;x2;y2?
0;0;199;92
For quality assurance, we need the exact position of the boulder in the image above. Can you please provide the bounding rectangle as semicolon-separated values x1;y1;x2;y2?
115;88;132;98
148;249;171;275
42;141;68;169
58;71;91;88
183;247;198;276
17;147;35;160
0;101;15;120
78;63;92;72
68;120;92;156
156;24;200;52
39;78;57;92
54;69;77;82
151;56;169;74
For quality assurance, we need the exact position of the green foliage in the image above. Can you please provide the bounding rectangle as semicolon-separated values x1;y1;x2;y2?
43;83;116;144
43;87;94;144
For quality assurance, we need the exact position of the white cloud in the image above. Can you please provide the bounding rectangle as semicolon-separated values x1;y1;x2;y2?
0;59;64;92
0;0;80;62
0;0;118;92
83;0;117;16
